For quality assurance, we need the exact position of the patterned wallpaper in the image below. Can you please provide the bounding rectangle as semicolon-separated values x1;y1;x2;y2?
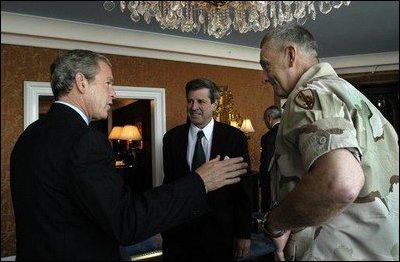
0;44;273;257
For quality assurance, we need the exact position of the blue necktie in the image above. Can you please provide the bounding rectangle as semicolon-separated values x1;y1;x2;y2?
192;130;206;171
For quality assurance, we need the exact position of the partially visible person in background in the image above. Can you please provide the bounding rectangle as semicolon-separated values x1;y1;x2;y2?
10;49;248;261
162;78;253;260
259;105;281;213
259;23;399;261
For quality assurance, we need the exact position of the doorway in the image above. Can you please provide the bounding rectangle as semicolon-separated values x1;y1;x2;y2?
24;81;166;187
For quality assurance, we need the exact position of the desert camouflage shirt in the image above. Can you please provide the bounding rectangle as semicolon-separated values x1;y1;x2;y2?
269;62;399;260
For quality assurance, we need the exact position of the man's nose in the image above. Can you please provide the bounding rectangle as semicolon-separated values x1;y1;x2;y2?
262;71;270;84
190;101;199;110
110;87;116;99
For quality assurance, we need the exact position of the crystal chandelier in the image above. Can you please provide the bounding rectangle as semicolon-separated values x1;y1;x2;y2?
103;1;351;39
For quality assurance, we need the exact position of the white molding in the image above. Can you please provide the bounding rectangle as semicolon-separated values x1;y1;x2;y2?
0;255;15;261
24;82;166;187
23;82;53;130
321;52;399;74
2;11;398;73
1;12;259;69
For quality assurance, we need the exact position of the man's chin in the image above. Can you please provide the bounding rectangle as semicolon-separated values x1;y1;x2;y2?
189;118;203;126
273;88;288;98
189;115;201;121
276;93;288;98
92;115;108;121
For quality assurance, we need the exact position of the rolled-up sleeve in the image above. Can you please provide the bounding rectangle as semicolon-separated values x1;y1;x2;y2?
298;117;361;171
287;88;362;171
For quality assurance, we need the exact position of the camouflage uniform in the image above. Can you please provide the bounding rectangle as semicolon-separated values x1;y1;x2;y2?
269;63;399;260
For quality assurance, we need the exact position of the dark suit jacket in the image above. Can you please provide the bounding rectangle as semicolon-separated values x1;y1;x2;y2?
161;121;252;260
259;123;280;212
10;103;209;261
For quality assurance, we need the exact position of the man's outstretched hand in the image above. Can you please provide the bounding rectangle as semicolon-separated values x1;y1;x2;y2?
195;155;248;192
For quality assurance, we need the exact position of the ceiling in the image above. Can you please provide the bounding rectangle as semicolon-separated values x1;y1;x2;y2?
1;1;399;58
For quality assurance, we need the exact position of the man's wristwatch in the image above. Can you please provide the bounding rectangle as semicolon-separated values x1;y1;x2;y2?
262;211;287;238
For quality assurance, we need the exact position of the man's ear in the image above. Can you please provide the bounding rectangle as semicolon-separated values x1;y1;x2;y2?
212;100;218;110
286;46;296;67
75;72;87;94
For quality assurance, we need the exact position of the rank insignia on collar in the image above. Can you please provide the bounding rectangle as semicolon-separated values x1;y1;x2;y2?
294;89;315;110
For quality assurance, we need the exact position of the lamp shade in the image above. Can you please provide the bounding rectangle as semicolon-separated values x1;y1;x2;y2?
240;119;255;133
108;126;123;140
119;125;142;141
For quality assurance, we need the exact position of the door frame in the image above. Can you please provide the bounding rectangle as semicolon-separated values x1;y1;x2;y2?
24;81;166;187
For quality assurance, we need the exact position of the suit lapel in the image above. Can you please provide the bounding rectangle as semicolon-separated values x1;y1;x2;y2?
210;122;222;159
182;124;191;172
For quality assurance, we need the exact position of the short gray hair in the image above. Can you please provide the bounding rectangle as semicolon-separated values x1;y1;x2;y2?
50;49;111;99
260;22;318;60
264;105;282;120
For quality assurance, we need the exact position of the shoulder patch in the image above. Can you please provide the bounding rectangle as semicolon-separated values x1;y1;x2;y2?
295;89;315;110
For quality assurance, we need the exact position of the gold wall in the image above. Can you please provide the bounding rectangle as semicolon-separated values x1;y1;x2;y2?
1;44;274;256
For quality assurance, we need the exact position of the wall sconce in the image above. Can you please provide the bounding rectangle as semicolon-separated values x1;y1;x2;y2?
230;120;240;128
240;118;255;139
119;125;143;167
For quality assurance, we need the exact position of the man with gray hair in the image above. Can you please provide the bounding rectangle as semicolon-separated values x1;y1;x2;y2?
259;23;399;260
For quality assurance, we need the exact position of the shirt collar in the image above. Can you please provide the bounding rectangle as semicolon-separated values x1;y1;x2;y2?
271;121;280;128
189;118;214;141
288;62;337;102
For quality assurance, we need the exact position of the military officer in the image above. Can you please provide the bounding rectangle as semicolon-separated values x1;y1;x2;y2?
259;22;399;261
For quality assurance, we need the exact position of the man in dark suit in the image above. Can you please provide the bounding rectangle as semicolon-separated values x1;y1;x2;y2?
161;78;253;261
259;105;281;213
10;50;248;261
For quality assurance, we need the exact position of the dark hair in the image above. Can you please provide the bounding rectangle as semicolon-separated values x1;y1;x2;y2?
50;49;111;99
185;78;220;104
260;22;318;60
264;105;282;120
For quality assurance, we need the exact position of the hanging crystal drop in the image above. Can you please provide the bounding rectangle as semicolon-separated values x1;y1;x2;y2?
119;1;126;12
277;2;285;24
103;1;116;11
127;1;138;12
130;10;140;22
283;1;293;22
293;1;305;19
308;2;316;20
319;1;332;14
144;10;151;24
332;1;343;8
297;15;307;25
